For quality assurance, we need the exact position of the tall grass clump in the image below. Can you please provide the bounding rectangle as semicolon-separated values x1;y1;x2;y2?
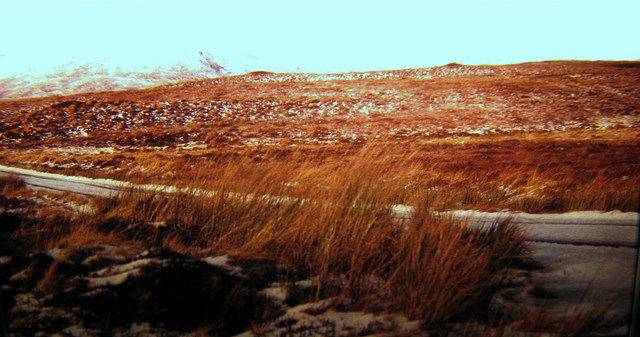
8;143;617;334
66;146;530;325
380;205;528;324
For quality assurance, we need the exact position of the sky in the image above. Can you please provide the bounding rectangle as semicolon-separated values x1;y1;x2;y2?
1;0;639;77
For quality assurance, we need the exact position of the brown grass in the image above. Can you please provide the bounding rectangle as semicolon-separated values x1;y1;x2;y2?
2;128;637;213
1;143;621;334
1;61;638;215
25;147;529;324
2;60;636;334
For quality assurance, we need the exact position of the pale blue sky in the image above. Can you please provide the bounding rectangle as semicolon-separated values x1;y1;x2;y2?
1;0;639;76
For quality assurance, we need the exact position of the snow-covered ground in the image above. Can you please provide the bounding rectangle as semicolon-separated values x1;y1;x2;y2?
0;51;234;100
447;210;638;335
531;242;636;334
1;164;637;335
0;60;211;101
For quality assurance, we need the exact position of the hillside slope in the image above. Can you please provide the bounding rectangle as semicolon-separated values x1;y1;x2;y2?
1;61;638;212
1;61;638;148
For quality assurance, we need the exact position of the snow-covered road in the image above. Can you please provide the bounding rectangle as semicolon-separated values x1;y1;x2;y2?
0;165;130;198
2;164;636;247
1;164;638;334
446;209;638;248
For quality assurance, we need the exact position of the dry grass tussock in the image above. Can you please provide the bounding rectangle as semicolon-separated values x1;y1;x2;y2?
5;162;513;325
1;145;622;334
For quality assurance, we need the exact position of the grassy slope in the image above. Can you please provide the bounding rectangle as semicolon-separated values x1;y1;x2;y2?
1;61;639;212
1;61;637;335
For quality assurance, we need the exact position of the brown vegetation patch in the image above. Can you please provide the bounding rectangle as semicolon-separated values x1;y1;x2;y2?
0;61;636;335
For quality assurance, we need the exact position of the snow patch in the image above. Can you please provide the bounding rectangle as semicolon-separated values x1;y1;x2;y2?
81;245;131;266
259;284;288;305
46;247;69;261
202;255;243;277
62;325;96;337
236;298;422;337
531;242;636;332
86;258;165;287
